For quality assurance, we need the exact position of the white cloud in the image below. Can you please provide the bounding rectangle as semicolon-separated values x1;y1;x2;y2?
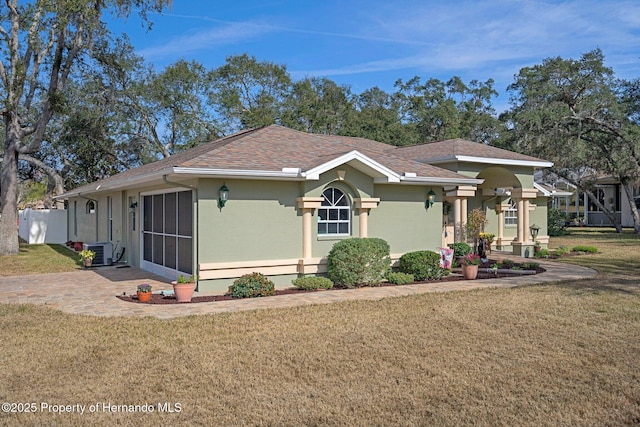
139;20;275;60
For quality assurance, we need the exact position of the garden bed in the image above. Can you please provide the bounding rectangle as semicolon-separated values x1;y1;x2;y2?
116;260;546;304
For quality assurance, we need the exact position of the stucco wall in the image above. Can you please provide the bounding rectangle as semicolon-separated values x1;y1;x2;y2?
370;185;442;253
198;179;302;263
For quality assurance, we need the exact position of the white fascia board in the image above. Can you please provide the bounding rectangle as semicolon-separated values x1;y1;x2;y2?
533;182;573;197
398;176;484;186
304;150;401;182
453;155;554;168
57;168;175;199
172;167;304;180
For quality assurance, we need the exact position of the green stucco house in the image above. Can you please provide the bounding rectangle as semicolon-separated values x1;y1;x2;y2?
59;125;552;292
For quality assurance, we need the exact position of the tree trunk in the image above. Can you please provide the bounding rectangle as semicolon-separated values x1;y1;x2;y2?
0;135;20;255
584;189;623;233
622;182;640;234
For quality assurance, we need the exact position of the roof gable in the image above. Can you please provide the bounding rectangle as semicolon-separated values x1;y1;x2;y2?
393;138;553;167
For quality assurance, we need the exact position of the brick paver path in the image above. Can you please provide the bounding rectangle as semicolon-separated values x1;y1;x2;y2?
0;260;597;319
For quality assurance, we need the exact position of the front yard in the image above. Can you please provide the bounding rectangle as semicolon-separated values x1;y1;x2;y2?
0;229;639;425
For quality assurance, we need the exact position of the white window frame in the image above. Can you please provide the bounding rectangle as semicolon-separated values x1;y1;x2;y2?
318;187;351;236
505;199;517;227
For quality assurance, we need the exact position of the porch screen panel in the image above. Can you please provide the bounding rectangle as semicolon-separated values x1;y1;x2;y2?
177;237;192;274
143;233;152;262
152;194;163;233
165;192;177;234
178;191;193;236
165;236;177;269
142;190;193;275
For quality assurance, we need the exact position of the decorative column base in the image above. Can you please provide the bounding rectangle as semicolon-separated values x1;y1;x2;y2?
512;242;536;258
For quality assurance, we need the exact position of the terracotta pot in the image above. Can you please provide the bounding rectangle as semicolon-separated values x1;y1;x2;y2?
137;291;152;303
83;258;92;268
172;282;195;303
462;264;479;280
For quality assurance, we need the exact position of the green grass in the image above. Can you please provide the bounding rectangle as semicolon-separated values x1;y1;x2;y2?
0;243;81;276
0;228;639;425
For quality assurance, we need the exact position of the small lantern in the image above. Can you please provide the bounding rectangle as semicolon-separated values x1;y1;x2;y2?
530;224;541;240
218;184;229;208
425;188;436;209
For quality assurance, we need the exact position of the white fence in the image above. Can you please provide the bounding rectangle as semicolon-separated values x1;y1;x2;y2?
18;209;67;244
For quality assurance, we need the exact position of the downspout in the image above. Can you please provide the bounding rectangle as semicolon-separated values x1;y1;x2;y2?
78;195;99;242
163;175;199;290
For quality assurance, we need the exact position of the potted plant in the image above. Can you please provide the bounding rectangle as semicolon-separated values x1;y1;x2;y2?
172;274;196;303
78;249;96;268
136;283;153;303
460;253;481;280
534;240;542;254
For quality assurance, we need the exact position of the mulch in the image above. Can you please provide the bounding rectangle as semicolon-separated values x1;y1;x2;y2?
116;260;546;304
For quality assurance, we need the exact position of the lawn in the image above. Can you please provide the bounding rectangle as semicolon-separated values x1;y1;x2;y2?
0;229;639;426
0;242;81;276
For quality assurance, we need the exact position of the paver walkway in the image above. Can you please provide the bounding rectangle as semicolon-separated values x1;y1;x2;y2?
0;259;597;319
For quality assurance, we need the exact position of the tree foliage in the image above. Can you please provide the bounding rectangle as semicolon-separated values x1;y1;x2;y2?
0;0;171;255
503;49;640;233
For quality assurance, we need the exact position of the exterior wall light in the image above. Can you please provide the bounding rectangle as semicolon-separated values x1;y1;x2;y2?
426;188;436;209
219;184;229;208
530;224;540;240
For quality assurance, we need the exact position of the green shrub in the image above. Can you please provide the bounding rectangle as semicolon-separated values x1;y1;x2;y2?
521;262;540;270
499;259;514;267
386;272;415;285
449;242;472;258
228;272;275;298
548;208;567;236
535;248;551;259
292;276;333;290
398;250;449;281
571;245;597;253
554;245;570;256
327;238;391;288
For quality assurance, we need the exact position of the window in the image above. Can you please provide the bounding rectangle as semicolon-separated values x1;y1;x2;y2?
107;197;113;241
318;188;350;235
86;200;96;214
505;199;517;226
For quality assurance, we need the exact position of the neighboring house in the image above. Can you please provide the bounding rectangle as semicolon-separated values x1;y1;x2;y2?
58;125;553;292
537;172;640;228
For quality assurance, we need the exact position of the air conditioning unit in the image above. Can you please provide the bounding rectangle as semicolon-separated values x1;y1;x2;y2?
83;242;113;266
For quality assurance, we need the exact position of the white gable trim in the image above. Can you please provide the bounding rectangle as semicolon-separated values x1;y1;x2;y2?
533;182;573;197
429;155;553;168
303;150;401;183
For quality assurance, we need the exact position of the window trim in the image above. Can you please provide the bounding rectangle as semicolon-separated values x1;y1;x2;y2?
317;187;351;236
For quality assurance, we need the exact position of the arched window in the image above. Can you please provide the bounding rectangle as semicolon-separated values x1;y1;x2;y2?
86;200;96;214
318;188;350;235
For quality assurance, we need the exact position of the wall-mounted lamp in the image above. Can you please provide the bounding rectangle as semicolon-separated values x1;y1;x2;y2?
129;201;138;213
425;188;436;209
530;224;540;240
219;184;229;208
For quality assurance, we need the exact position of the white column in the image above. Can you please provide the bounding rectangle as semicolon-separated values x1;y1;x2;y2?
454;197;462;242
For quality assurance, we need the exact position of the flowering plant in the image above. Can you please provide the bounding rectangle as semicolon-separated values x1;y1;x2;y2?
461;253;481;266
137;283;152;293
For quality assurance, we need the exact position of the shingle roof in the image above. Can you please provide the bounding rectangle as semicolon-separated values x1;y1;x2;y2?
61;125;488;197
393;138;551;165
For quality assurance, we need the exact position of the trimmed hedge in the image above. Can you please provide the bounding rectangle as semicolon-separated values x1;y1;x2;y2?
292;276;334;290
228;272;275;298
386;272;415;285
327;238;391;288
398;250;449;281
572;245;598;253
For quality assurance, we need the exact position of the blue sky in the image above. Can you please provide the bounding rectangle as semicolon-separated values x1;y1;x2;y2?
113;0;640;112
